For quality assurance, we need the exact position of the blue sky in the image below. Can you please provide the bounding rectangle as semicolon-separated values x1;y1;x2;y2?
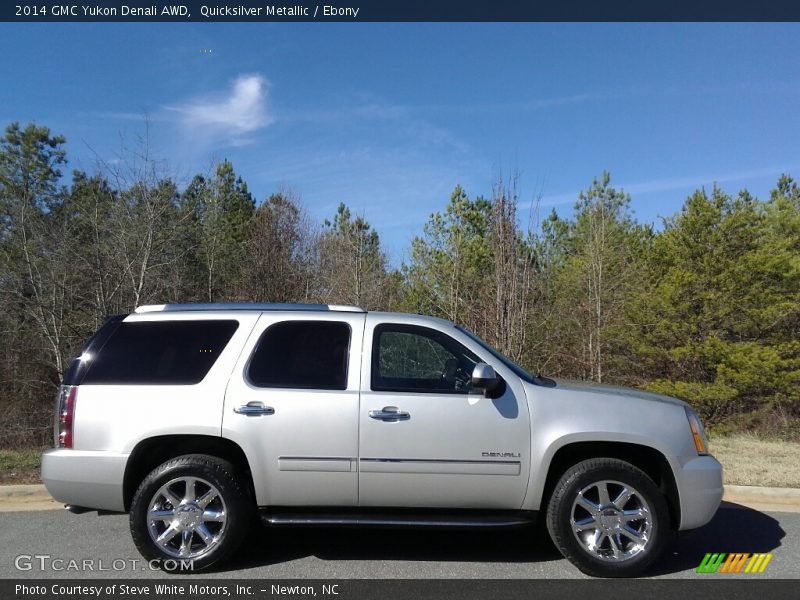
1;23;799;261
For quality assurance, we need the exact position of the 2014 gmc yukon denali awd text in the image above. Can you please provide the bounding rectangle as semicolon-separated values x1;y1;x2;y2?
42;303;723;577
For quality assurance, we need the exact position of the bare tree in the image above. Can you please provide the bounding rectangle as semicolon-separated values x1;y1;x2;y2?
488;172;537;362
97;126;188;309
241;189;316;302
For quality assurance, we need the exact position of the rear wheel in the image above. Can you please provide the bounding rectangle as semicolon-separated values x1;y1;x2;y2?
546;458;670;577
130;454;253;572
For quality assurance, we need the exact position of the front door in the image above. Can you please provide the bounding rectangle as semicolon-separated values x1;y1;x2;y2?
223;312;366;507
358;316;531;509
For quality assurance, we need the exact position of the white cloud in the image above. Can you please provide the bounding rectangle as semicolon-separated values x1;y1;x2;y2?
166;74;273;144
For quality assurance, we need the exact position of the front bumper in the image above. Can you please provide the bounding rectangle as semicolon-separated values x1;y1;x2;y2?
41;448;129;512
676;454;724;530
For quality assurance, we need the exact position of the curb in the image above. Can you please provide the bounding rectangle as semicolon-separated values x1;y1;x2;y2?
723;484;800;507
0;483;51;499
1;483;800;512
0;484;59;512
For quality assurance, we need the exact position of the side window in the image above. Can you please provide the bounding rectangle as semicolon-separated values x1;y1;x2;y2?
82;320;239;385
247;321;351;390
371;324;480;394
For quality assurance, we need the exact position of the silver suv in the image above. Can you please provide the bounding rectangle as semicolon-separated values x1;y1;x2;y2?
42;303;722;577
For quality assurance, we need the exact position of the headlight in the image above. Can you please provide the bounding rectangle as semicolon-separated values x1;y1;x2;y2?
685;406;708;455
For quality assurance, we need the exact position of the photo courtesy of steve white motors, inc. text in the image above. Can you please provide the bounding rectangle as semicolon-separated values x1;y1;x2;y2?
15;584;340;597
14;4;362;18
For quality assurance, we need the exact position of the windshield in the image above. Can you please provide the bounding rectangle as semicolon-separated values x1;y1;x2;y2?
455;325;535;383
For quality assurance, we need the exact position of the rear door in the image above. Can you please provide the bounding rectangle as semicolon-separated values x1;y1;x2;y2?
357;315;531;509
223;312;366;507
74;313;257;453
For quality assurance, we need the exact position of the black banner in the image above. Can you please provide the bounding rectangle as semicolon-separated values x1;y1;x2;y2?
5;580;800;600
2;1;800;22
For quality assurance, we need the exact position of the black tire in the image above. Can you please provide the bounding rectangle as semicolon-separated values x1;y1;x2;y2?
545;458;671;577
130;454;254;572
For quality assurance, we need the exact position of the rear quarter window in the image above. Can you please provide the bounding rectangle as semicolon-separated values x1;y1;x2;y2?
82;320;239;385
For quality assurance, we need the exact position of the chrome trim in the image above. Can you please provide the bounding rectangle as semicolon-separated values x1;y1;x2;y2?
233;402;275;416
368;408;410;421
360;457;520;464
263;513;533;528
359;457;521;476
135;302;364;314
280;456;354;461
278;456;355;473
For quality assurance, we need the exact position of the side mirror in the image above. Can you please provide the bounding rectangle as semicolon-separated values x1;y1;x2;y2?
471;362;502;397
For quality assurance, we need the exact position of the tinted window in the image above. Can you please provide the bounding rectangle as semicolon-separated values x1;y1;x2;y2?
371;324;480;393
82;320;238;385
62;315;125;385
247;321;351;390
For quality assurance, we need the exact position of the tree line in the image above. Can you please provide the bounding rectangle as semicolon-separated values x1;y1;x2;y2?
1;122;798;447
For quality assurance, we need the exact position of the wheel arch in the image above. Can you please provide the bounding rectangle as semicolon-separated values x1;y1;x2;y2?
123;434;255;512
536;439;681;529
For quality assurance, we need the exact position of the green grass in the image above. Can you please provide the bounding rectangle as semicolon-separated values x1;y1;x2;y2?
0;448;44;484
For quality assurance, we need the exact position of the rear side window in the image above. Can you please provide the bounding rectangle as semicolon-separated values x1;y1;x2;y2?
82;320;239;385
62;314;124;385
247;321;351;390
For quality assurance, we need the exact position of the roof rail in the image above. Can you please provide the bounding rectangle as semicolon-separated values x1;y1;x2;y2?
134;302;365;314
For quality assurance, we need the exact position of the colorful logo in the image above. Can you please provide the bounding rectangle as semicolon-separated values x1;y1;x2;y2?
697;553;773;574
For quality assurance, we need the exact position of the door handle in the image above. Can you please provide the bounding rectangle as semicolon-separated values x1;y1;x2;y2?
234;401;275;416
369;406;410;422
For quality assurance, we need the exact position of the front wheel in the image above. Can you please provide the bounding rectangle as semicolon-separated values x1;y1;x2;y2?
130;454;253;572
546;458;671;577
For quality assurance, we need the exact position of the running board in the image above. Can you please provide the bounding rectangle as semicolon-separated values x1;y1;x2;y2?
260;510;535;529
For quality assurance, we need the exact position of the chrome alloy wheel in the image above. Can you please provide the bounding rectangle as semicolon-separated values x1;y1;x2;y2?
146;476;228;560
570;479;653;562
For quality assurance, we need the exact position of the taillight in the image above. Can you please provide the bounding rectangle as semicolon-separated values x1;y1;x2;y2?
54;385;77;448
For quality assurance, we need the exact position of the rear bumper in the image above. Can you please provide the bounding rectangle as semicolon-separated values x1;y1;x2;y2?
41;449;128;512
676;454;724;530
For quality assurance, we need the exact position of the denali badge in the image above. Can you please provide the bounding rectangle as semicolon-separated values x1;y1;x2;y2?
482;451;521;458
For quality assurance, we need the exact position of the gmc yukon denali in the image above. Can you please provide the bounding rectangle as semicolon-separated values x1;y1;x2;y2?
42;303;723;577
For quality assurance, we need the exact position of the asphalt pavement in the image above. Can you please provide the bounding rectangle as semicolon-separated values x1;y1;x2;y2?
0;503;796;579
